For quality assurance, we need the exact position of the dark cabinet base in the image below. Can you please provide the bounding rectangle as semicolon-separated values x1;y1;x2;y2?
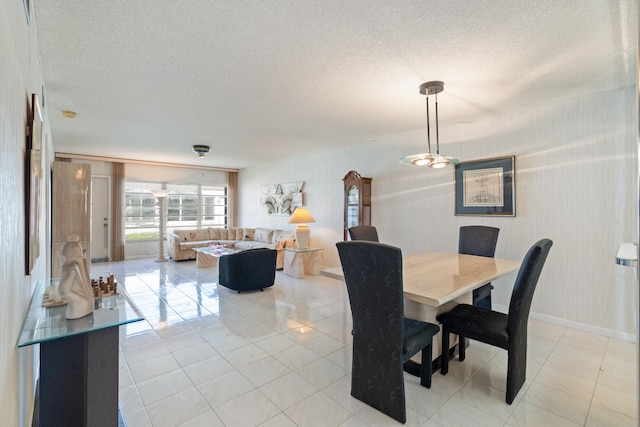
37;327;119;427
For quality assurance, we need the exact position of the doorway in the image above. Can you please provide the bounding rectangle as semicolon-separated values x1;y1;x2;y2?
91;175;111;263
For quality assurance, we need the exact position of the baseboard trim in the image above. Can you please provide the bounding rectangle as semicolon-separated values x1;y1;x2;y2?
493;303;637;342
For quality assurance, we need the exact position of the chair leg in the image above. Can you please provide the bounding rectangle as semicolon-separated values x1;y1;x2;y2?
459;336;466;361
440;330;449;375
505;346;527;404
420;343;433;388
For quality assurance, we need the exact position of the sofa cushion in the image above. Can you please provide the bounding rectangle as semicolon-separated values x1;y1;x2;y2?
187;229;209;241
180;240;216;249
215;240;237;248
174;230;191;241
234;228;244;240
243;228;256;241
272;229;293;244
218;228;230;240
235;241;275;251
254;228;274;243
208;227;222;240
227;227;237;240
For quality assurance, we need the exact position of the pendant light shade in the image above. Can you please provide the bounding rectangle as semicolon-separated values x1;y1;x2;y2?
193;145;210;158
400;81;459;168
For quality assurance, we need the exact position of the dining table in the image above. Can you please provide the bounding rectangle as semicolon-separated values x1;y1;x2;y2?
321;251;521;365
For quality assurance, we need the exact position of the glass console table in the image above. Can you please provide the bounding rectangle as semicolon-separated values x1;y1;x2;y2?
18;279;144;427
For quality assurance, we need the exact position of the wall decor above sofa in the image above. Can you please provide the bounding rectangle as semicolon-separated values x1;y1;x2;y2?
260;181;303;216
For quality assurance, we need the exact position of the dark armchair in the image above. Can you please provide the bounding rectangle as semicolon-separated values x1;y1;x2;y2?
336;241;439;423
218;248;277;293
437;239;553;404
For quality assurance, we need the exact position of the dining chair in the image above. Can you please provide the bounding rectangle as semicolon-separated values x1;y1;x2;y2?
459;225;500;309
348;225;379;242
336;241;439;424
437;238;553;404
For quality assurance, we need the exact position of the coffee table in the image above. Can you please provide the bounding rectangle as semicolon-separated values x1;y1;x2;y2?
194;246;237;268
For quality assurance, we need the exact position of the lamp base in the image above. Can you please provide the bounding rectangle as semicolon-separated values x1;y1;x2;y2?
294;225;310;249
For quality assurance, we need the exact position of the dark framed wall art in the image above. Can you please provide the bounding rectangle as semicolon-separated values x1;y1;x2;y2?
25;93;43;274
454;156;515;216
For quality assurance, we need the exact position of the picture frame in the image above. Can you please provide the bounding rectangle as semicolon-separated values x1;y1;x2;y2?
23;0;30;26
454;156;515;216
25;93;43;274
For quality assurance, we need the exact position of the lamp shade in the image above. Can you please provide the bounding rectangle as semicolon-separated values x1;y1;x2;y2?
289;207;316;224
150;189;170;198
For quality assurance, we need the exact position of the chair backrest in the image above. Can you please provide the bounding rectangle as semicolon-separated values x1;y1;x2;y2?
507;239;553;336
218;248;277;291
348;225;379;242
459;225;500;257
336;241;403;352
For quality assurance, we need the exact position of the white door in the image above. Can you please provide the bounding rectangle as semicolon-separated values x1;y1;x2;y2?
91;176;110;262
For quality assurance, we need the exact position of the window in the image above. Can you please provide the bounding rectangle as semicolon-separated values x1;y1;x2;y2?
125;181;228;241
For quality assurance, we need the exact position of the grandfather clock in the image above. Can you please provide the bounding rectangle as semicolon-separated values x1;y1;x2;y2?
343;170;372;240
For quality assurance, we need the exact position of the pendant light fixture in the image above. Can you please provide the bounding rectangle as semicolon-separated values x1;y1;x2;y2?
193;145;210;158
400;81;459;168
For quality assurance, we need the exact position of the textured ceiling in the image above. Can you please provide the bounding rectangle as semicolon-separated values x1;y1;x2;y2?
33;1;637;169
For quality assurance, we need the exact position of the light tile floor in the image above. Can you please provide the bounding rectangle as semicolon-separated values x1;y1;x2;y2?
97;257;637;426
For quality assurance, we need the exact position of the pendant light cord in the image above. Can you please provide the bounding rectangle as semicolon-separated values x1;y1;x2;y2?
426;96;431;153
435;92;440;155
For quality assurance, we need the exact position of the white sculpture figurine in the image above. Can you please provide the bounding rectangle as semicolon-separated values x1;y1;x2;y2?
58;235;94;319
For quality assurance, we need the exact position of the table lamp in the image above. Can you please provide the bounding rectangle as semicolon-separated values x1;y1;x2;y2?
289;207;316;249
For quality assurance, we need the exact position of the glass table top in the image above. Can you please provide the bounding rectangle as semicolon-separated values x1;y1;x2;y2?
283;247;323;253
18;279;144;348
193;246;238;257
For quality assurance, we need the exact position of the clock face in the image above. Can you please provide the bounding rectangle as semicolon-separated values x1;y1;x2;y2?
347;185;359;204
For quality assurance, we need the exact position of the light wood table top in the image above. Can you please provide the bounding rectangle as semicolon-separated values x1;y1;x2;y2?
321;251;521;307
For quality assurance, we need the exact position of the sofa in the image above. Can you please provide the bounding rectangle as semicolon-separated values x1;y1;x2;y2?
218;248;277;292
167;226;296;269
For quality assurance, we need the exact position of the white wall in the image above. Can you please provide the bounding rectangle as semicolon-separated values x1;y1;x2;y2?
126;163;227;185
1;1;52;425
239;87;638;339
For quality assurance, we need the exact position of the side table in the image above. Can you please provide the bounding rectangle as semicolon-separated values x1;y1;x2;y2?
283;248;323;278
18;279;144;427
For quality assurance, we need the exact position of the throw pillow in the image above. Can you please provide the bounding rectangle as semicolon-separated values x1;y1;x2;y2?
174;230;190;241
272;229;294;244
190;229;209;241
254;228;274;243
243;228;255;241
208;227;222;240
235;228;244;240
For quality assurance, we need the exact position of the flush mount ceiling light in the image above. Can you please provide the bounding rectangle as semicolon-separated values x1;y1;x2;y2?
400;81;460;169
192;145;210;158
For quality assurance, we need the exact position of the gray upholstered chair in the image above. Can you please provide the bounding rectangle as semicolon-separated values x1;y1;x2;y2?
218;248;277;293
437;239;553;404
459;225;500;309
336;241;439;423
348;225;379;242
